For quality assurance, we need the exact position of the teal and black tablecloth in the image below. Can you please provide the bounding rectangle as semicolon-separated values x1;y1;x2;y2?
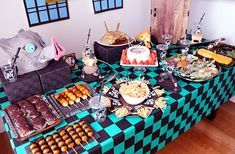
0;49;234;154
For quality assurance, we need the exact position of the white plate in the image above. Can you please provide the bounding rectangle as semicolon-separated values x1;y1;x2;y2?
96;37;135;47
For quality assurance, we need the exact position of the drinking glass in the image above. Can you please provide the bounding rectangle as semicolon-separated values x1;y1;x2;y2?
1;63;18;82
89;96;107;122
180;39;191;55
162;34;172;47
156;44;169;61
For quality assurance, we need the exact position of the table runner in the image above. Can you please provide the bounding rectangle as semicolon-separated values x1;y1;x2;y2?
0;49;234;154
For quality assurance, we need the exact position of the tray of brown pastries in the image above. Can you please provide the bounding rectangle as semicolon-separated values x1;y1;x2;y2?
47;83;96;119
104;78;160;118
26;120;100;154
3;95;61;141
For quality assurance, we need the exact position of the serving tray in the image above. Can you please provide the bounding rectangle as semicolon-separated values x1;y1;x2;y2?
47;83;96;119
166;54;222;82
3;95;61;142
104;83;159;118
25;120;100;154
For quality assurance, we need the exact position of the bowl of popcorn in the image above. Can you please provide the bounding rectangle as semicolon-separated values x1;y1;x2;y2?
119;81;149;105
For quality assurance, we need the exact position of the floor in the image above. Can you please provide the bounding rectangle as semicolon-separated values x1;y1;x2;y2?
0;101;234;154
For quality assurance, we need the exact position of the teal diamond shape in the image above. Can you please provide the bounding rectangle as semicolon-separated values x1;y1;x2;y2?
0;92;6;98
101;138;114;153
0;101;10;110
109;113;122;123
172;131;179;140
152;120;161;132
126;116;142;125
135;131;144;143
114;142;125;154
166;128;174;139
151;138;159;149
144;116;154;129
160;125;168;136
76;110;90;119
15;142;29;154
124;126;135;140
143;134;152;146
190;83;202;88
104;124;122;137
146;72;158;78
169;111;177;122
175;115;182;125
90;122;103;132
125;146;134;154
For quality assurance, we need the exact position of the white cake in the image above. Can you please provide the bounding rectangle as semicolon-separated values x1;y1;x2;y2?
127;45;150;63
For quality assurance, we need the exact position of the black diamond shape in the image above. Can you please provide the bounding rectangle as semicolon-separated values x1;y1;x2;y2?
144;126;153;137
159;133;166;143
186;115;192;124
170;103;178;112
125;136;135;149
176;107;184;116
202;92;207;100
143;143;151;153
134;140;143;152
99;117;114;128
88;144;102;154
184;85;195;92
185;93;192;103
167;120;175;129
97;130;110;142
135;121;145;134
189;99;196;108
179;128;185;135
182;112;188;120
116;120;132;130
161;116;169;126
170;93;183;100
152;129;160;140
113;132;125;146
165;136;172;145
173;124;180;132
104;148;114;154
198;86;204;95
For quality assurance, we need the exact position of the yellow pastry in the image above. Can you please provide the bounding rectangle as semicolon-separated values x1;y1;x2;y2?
197;49;215;59
198;48;233;65
213;54;233;65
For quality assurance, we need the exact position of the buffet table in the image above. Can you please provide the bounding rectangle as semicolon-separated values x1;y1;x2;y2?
0;48;234;154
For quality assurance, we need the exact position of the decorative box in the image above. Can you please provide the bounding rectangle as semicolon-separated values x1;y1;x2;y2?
0;71;42;103
94;42;129;64
36;59;71;93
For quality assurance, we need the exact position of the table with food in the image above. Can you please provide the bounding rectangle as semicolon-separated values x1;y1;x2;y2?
0;29;234;154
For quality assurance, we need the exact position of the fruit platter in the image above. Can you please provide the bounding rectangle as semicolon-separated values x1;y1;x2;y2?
120;45;158;66
197;48;234;67
166;54;221;82
103;78;168;118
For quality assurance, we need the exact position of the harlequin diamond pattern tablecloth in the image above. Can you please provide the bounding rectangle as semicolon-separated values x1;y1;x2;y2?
0;49;234;154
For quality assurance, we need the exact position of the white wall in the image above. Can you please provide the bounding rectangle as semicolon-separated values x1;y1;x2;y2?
188;0;235;45
0;0;151;65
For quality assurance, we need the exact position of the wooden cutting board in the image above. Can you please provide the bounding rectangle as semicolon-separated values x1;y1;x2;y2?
151;0;191;43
